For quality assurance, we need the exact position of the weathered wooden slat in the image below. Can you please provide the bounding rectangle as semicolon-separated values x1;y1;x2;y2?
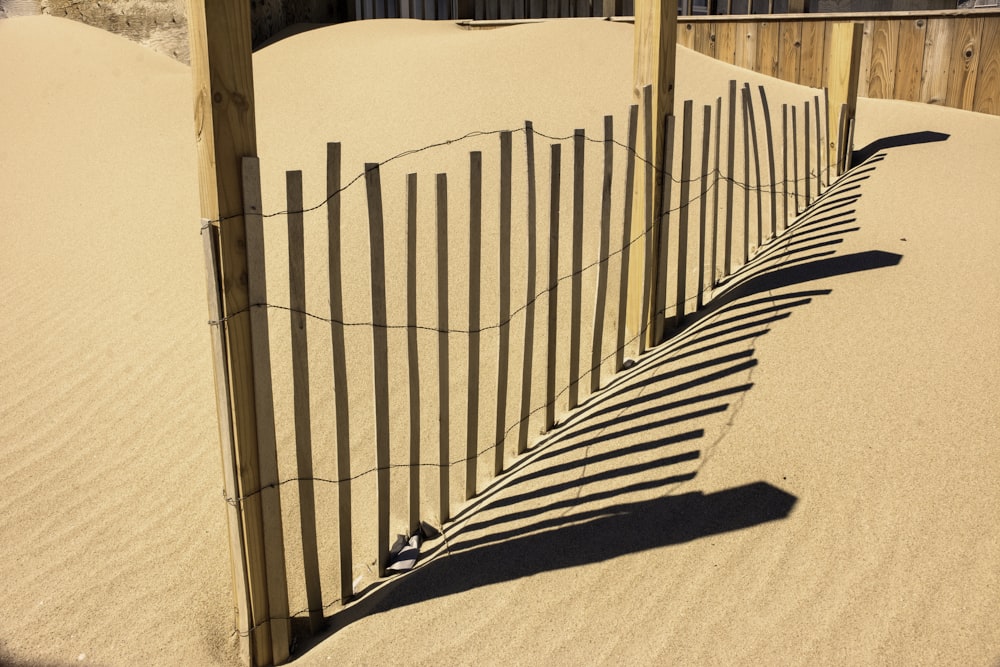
973;17;1000;115
711;96;722;287
744;84;763;253
827;23;863;177
741;84;751;265
363;164;391;579
716;22;739;65
286;170;323;632
466;152;482;500
919;18;955;106
694;22;717;58
856;20;874;98
405;173;420;536
778;21;803;84
758;86;777;241
757;21;779;78
895;18;927;102
792;104;800;215
804;99;811;207
813;94;822;195
800;20;827;88
724;79;736;276
659;113;676;328
545;144;561;431
435;173;451;523
675;103;692;327
697;104;711;311
517;122;537;456
591;116;613;394
326;144;354;605
679;21;696;49
638;86;653;355
615;105;639;372
494;131;513;475
867;19;899;99
569;130;585;409
736;22;758;72
946;17;984;111
781;104;789;230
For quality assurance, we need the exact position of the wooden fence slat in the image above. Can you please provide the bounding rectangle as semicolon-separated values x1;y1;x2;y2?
639;86;653;354
804;100;811;208
895;18;927;102
758;86;777;241
591;116;614;394
827;22;863;177
241;159;290;658
792;104;800;215
741;84;751;265
800;20;826;89
676;101;693;328
757;21;779;78
694;22;717;59
286;170;323;632
716;22;738;65
781;104;789;230
973;17;1000;115
545;144;561;431
946;17;984;111
920;18;955;106
517;122;537;456
744;83;763;253
711;96;722;287
778;21;802;84
363;164;391;578
868;19;899;99
494;132;513;475
659;113;676;328
813;94;822;195
435;173;450;523
203;222;253;663
724;79;736;276
679;21;696;50
823;87;831;188
697;104;711;311
615;105;639;372
326;143;354;605
405;173;420;536
568;130;585;409
466;152;482;500
736;22;758;72
857;20;874;98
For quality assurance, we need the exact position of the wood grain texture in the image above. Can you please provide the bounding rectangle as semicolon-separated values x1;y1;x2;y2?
945;17;983;111
857;20;874;99
778;21;802;84
826;22;863;176
919;18;954;106
799;20;826;88
735;22;758;72
894;18;927;102
973;17;1000;115
679;20;696;49
694;22;717;59
867;19;899;99
716;22;738;65
756;21;779;78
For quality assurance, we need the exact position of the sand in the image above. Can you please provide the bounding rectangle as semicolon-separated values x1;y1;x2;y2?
1;14;998;667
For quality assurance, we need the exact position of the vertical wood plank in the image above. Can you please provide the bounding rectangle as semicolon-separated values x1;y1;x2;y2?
744;83;763;253
202;222;252;665
494;132;513;475
895;18;927;103
569;130;585;409
591;116;614;394
363;164;391;579
615;105;639;372
804;100;811;207
435;173;451;523
716;22;738;65
756;21;779;78
856;20;874;97
679;21;696;50
813;94;822;195
758;86;777;241
867;19;899;99
973;17;1000;115
827;22;863;176
286;170;323;633
545;144;561;431
792;104;800;215
741;84;751;265
658;114;676;329
946;17;984;111
778;21;803;85
326;143;354;606
638;86;653;355
920;18;955;106
517;122;538;456
711;96;722;287
694;22;716;59
405;173;420;536
724;79;736;277
800;20;826;88
736;22;758;72
466;152;482;500
781;104;789;230
697;104;711;311
676;101;693;327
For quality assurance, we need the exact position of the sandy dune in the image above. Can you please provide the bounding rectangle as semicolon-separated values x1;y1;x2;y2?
1;14;998;667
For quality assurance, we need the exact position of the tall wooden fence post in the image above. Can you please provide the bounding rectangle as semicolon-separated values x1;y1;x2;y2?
628;0;677;350
827;22;864;175
186;1;288;664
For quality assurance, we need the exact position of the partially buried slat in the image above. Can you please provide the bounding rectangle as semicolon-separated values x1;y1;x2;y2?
711;96;721;288
781;105;789;230
466;152;482;500
758;86;777;241
516;121;537;456
697;104;710;311
615;105;639;372
639;85;653;354
724;80;736;277
804;99;811;207
545;144;561;431
792;104;800;215
741;84;751;265
675;101;692;328
591;115;613;394
364;163;391;578
405;173;420;536
494;132;513;476
241;159;291;658
435;174;451;523
568;130;584;410
743;83;763;255
813;94;822;195
286;170;323;632
326;143;353;605
655;111;674;342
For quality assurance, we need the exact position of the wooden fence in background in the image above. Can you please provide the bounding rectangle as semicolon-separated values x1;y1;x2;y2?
668;10;1000;115
210;77;851;660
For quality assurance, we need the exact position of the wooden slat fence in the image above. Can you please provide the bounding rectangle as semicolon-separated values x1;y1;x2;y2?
217;77;866;659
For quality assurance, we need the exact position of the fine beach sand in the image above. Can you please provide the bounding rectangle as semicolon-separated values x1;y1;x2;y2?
1;14;998;667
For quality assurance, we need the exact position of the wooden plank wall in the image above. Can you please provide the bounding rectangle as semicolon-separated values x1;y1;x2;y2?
673;11;1000;116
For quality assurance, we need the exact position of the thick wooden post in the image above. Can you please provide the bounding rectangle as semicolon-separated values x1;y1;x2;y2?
186;2;288;665
827;22;864;175
627;0;677;350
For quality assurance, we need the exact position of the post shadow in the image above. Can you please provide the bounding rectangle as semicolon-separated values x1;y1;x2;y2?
852;130;949;166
